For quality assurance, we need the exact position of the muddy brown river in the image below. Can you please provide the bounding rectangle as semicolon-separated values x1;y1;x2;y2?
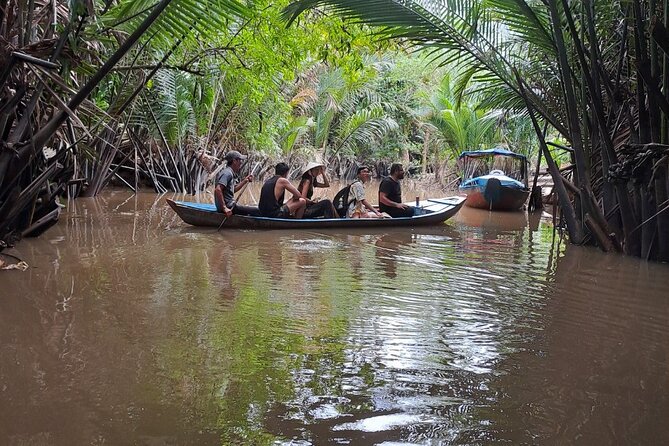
1;189;668;445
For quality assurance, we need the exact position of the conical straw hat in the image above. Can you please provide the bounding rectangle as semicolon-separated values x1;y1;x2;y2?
302;161;325;176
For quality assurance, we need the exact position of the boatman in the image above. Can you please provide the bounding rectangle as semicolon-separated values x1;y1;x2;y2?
214;150;260;217
258;162;307;218
378;163;415;218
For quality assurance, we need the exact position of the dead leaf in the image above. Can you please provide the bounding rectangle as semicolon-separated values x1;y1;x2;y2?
0;260;29;271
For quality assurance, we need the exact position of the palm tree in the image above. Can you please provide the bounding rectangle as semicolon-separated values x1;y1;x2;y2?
288;65;399;162
419;73;500;159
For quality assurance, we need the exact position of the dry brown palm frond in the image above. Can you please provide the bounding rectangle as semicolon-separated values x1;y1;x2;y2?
290;87;318;114
293;63;327;90
612;105;636;154
31;65;114;128
30;67;95;141
195;149;218;174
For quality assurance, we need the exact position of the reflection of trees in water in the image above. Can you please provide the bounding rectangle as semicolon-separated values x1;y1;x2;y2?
190;233;376;442
117;229;369;443
63;192;181;249
0;204;170;443
347;221;560;443
257;241;284;284
1;192;227;443
480;246;669;444
246;224;559;442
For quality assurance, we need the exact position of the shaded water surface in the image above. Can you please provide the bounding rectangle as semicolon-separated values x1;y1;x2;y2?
1;191;668;445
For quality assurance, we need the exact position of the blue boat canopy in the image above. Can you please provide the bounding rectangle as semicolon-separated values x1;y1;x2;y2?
458;148;527;160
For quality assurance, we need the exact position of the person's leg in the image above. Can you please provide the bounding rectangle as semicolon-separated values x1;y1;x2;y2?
232;204;261;216
294;198;307;218
385;205;415;218
303;202;322;219
275;205;291;218
303;200;335;218
321;199;336;218
285;198;307;218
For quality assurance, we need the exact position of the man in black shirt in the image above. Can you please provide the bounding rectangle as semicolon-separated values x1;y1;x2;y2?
378;163;415;218
258;162;307;218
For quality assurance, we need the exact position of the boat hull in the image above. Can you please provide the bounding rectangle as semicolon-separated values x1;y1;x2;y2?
167;197;465;229
460;185;529;211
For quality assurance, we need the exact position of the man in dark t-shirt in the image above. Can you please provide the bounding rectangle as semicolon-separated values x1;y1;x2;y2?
214;150;260;216
378;163;415;218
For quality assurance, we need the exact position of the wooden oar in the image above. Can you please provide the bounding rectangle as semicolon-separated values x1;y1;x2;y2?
235;161;261;203
216;216;227;231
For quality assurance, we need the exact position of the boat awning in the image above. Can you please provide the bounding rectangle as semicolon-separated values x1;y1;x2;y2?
458;148;527;160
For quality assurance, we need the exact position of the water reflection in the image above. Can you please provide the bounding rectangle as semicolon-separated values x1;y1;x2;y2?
1;191;668;445
374;232;415;279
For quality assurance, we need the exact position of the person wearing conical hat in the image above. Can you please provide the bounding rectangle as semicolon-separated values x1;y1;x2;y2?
297;162;337;219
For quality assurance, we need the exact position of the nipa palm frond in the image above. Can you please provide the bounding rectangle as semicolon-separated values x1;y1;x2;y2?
104;0;250;50
334;104;399;154
284;1;512;79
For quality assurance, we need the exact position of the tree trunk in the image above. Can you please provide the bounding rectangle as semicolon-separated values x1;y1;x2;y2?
654;158;669;261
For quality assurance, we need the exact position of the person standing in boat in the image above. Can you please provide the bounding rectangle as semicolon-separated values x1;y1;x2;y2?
378;163;415;218
214;150;260;217
298;162;337;219
259;162;307;218
348;166;383;218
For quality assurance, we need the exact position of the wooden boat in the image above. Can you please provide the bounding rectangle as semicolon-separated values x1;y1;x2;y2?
167;196;465;229
458;148;530;211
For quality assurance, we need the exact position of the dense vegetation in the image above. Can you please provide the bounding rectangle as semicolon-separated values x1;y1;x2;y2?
0;0;534;251
2;0;668;261
283;0;669;261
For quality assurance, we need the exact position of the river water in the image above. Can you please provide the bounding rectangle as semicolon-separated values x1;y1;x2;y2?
1;189;668;445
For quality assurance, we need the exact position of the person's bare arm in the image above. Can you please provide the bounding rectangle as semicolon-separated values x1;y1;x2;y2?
362;198;382;216
314;168;330;188
379;191;409;209
299;179;314;204
279;178;303;200
233;174;254;192
214;184;233;217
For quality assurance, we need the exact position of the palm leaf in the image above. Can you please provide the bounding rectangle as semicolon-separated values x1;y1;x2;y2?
334;104;399;154
284;1;513;75
279;116;311;154
486;0;555;54
104;0;250;49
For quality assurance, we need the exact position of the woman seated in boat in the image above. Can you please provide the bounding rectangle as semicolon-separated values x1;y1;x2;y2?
259;162;307;218
348;166;383;219
298;162;338;219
